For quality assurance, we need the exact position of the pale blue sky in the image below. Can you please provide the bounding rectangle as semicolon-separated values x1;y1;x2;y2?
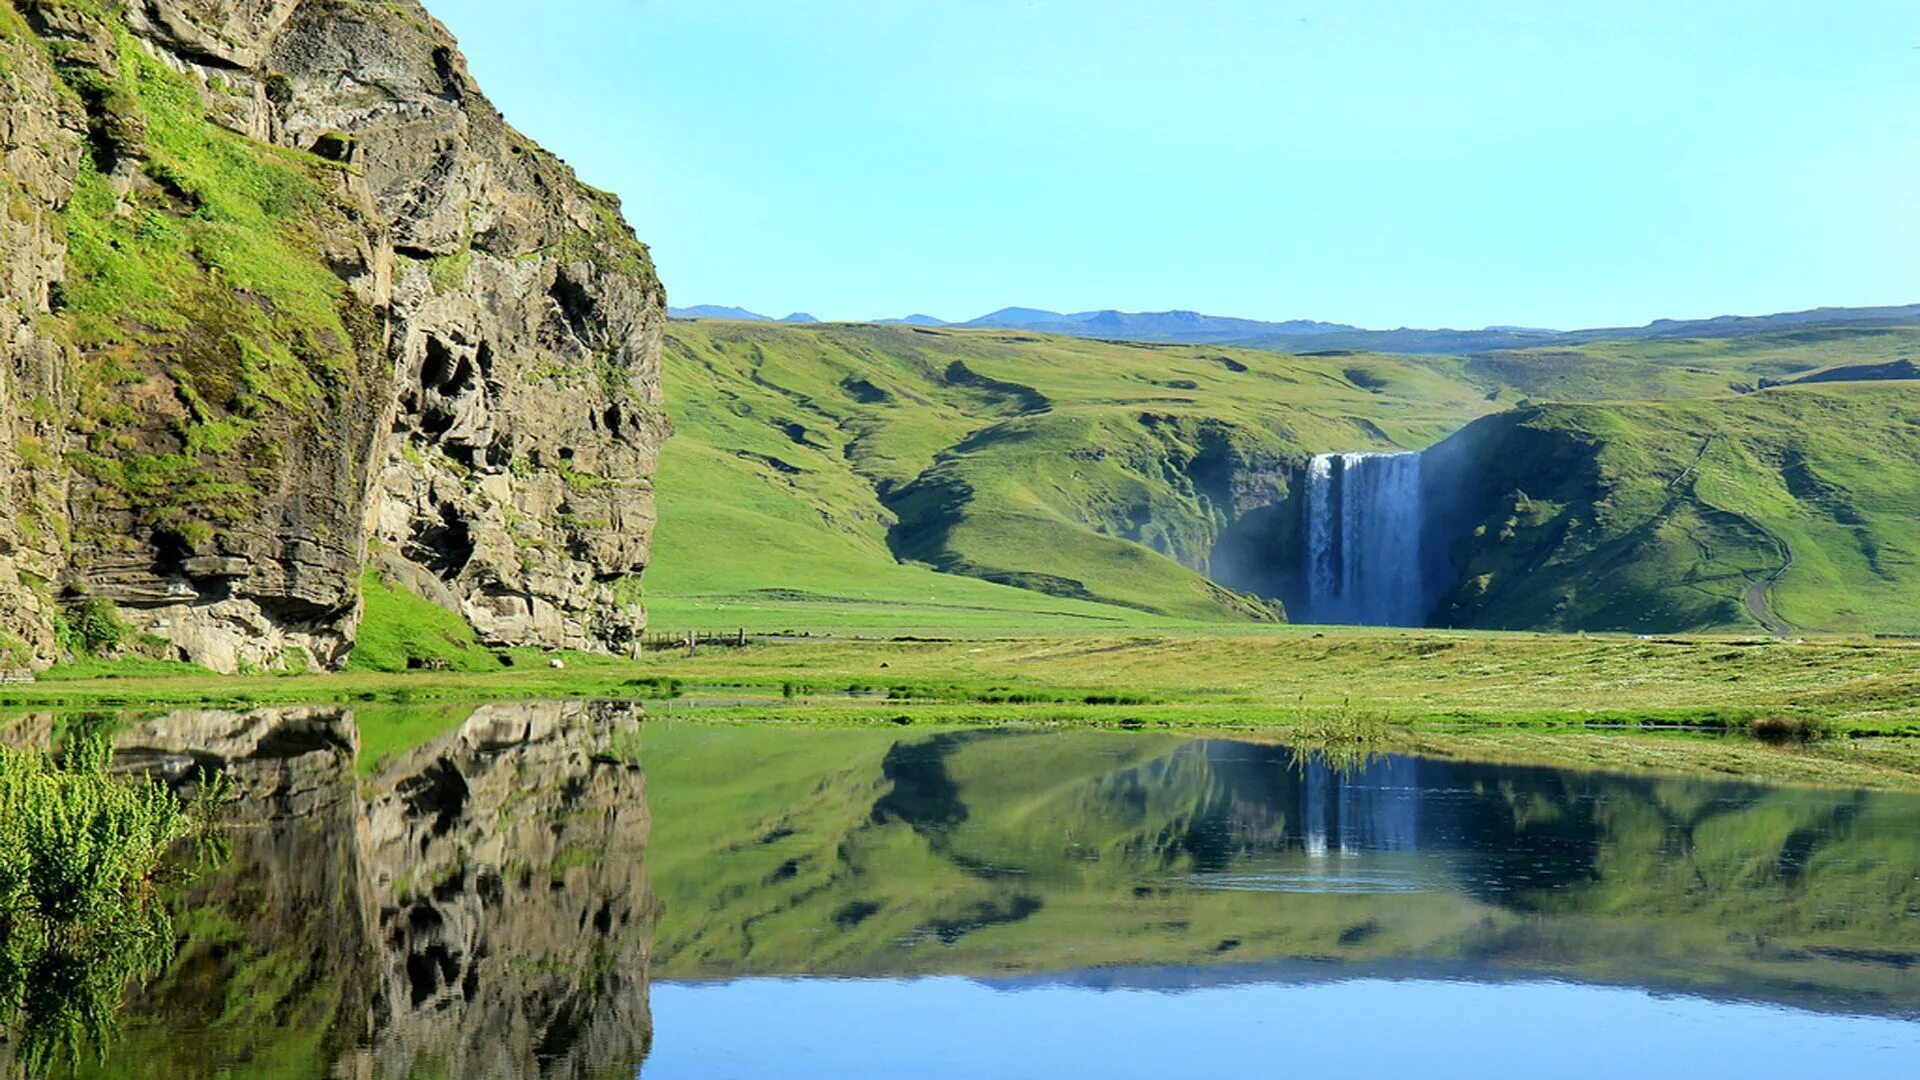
427;1;1919;330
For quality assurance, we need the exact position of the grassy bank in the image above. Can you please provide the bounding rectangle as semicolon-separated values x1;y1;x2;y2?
8;629;1920;789
12;628;1920;725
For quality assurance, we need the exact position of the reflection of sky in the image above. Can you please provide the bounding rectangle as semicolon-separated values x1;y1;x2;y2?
646;977;1920;1079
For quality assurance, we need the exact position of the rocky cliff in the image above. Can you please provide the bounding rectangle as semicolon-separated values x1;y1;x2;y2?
0;0;665;672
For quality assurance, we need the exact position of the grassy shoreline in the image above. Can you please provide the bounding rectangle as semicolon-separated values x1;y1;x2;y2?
7;628;1920;789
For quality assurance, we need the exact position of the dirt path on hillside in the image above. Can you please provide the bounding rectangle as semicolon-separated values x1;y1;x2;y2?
1744;539;1795;637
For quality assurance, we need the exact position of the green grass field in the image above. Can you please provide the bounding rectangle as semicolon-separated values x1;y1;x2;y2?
12;627;1920;787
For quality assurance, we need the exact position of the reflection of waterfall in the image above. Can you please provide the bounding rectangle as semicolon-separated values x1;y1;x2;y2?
1302;451;1427;626
1298;755;1418;856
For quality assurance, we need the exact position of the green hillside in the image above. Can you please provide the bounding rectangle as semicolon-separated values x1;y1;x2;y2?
1466;326;1920;402
648;321;1497;628
645;318;1920;635
1438;383;1920;634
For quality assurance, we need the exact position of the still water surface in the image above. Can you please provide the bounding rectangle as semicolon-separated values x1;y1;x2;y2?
5;703;1917;1077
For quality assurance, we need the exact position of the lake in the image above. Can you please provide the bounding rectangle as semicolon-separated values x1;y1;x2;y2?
7;702;1918;1077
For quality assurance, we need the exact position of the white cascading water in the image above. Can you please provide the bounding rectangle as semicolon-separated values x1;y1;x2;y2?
1302;451;1426;626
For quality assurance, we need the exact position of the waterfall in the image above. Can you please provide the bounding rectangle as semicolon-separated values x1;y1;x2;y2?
1301;451;1427;626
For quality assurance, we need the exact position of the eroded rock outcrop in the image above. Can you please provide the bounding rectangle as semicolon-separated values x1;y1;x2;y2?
0;6;82;670
0;0;665;672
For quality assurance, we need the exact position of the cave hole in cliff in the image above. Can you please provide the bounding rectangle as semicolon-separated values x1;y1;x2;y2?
431;45;463;101
419;338;483;434
549;269;597;346
407;503;475;576
422;340;455;390
420;335;470;389
477;870;506;907
150;529;197;582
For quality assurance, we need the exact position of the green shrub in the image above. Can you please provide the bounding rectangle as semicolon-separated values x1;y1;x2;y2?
0;630;31;672
1750;714;1829;743
57;596;129;656
0;735;214;1070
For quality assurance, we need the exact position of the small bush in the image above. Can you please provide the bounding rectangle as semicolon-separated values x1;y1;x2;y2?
0;629;31;671
1750;714;1828;744
58;596;129;656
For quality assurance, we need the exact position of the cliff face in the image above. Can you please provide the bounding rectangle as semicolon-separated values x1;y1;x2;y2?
0;2;82;672
0;0;665;672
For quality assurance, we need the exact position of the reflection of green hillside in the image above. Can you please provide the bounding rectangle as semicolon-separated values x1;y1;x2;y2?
643;723;1920;1012
646;724;1489;978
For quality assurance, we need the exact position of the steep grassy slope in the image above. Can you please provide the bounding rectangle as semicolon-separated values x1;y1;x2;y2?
652;319;1920;635
1438;383;1920;634
649;322;1497;626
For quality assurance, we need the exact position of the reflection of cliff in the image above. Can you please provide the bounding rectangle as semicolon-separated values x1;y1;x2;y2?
643;724;1920;1014
87;701;654;1080
107;708;379;1076
353;701;655;1080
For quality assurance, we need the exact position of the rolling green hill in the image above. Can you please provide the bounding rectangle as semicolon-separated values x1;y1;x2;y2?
1435;383;1920;634
1465;325;1920;402
644;318;1920;635
647;321;1497;627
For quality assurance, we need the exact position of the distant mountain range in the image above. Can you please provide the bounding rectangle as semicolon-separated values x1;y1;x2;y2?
670;305;818;324
667;303;1920;354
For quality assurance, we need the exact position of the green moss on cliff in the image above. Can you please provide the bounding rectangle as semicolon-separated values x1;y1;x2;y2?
51;18;373;550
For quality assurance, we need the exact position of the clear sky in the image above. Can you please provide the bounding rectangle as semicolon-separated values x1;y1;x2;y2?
426;0;1919;330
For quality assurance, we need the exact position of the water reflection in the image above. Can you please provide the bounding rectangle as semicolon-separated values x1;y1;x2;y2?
7;701;653;1079
2;712;1917;1076
643;726;1920;1018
